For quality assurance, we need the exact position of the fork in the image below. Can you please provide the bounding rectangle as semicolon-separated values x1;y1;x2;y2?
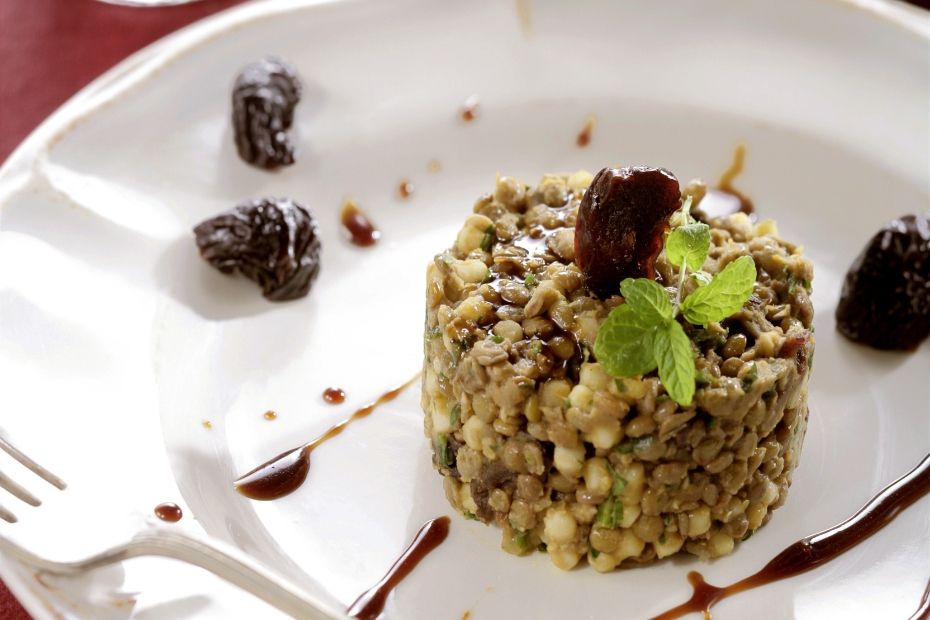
0;436;350;620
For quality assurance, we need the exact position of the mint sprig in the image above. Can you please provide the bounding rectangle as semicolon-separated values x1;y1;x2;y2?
592;203;757;406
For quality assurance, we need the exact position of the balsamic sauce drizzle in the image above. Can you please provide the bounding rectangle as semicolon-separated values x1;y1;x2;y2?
651;452;930;620
910;578;930;620
234;375;420;500
347;516;451;620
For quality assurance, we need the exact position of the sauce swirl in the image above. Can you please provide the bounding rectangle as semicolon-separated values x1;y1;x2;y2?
234;375;419;500
651;451;930;619
347;517;450;620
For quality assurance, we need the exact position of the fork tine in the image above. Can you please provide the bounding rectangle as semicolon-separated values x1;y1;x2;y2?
0;504;17;524
0;471;41;507
0;437;67;490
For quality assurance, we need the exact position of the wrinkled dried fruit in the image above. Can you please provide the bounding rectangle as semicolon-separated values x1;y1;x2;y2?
836;213;930;350
232;57;302;169
194;197;321;301
574;166;681;298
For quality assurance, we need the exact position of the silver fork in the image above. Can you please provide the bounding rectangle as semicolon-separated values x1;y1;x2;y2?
0;436;349;620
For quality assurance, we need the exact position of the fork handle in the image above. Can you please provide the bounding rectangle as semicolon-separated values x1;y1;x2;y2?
0;528;349;620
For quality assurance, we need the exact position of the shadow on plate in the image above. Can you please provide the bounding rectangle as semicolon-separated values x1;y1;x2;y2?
154;236;291;321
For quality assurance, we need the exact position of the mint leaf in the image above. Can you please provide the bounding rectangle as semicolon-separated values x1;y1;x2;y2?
691;271;712;287
619;278;672;326
681;255;756;325
593;305;658;377
666;223;710;272
655;320;695;406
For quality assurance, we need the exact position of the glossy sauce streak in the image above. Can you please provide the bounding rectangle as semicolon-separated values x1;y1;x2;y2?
341;199;381;247
264;410;277;420
347;517;450;620
911;578;930;620
398;179;414;199
651;451;930;620
576;115;595;147
701;142;755;220
154;502;183;522
323;387;346;404
235;375;420;500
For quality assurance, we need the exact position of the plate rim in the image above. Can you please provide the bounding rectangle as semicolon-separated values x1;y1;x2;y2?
0;0;927;618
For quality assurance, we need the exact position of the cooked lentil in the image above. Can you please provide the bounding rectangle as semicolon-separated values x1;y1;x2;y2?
422;172;814;571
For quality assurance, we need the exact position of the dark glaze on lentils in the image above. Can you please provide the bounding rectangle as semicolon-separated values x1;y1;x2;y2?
651;451;930;620
835;213;930;350
235;376;419;500
574;166;681;299
194;197;322;301
347;517;450;620
232;56;301;169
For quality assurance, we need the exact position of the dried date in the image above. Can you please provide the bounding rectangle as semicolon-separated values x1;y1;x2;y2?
574;166;681;299
232;57;302;169
194;197;321;301
835;213;930;350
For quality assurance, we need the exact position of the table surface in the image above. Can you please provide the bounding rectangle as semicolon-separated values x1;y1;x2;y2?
0;0;927;618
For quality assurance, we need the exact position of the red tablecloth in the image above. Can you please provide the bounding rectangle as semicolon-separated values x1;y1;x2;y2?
0;0;927;618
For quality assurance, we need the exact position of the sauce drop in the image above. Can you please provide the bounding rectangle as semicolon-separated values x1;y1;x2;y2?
264;410;277;420
202;421;212;429
461;96;480;122
341;199;381;247
398;179;414;199
651;451;930;620
235;375;420;500
154;502;183;522
323;387;346;404
576;115;595;147
347;517;450;620
428;159;442;172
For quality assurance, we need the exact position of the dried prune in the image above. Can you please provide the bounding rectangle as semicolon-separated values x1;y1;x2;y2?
574;166;681;298
194;197;321;301
836;212;930;350
232;57;302;169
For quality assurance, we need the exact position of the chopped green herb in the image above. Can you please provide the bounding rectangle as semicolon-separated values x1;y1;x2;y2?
480;225;495;252
590;548;600;559
663;514;671;527
524;274;539;287
793;424;800;436
615;378;627;392
742;530;754;542
615;435;654;454
441;253;454;266
742;362;759;393
427;325;442;339
659;533;666;545
489;444;500;452
450;403;461;426
537;543;548;553
606;462;628;496
481;269;493;283
437;433;453;467
490;335;505;344
695;371;712;387
527;340;542;357
595;497;624;528
763;384;777;402
512;529;531;553
464;511;478;521
707;416;718;429
563;399;571;410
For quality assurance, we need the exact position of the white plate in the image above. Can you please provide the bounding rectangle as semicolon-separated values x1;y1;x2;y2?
1;0;928;618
